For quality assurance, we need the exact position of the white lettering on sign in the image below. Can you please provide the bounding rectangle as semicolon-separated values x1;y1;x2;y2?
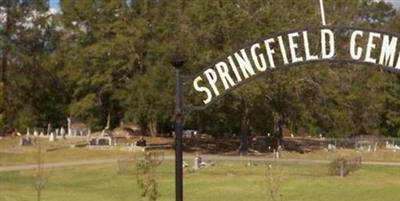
193;28;400;105
350;31;363;60
321;29;335;59
235;49;256;79
379;35;398;67
264;38;276;68
227;56;242;82
193;77;213;104
215;61;236;90
288;32;303;63
365;32;381;64
277;35;289;64
251;43;267;71
203;69;219;97
303;31;319;61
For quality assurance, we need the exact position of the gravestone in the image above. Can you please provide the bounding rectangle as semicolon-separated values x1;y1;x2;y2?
26;128;31;136
49;132;56;142
67;118;72;136
193;154;202;170
47;123;51;135
19;136;33;146
60;127;66;136
328;144;337;151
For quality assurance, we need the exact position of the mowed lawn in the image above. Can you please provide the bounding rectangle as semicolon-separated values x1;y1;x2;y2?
2;137;400;167
1;161;400;201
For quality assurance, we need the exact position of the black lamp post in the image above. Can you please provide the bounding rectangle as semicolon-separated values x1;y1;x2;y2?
170;53;187;201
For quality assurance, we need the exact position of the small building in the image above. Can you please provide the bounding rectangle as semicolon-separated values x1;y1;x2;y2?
68;118;90;137
111;122;141;145
118;122;142;136
88;130;113;146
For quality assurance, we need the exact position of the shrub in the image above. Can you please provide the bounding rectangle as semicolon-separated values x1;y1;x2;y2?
136;152;162;201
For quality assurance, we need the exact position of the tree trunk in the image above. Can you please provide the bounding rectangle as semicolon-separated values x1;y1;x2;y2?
238;97;250;154
148;120;158;137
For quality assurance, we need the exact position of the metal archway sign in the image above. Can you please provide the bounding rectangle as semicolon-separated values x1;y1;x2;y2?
170;1;400;201
186;26;400;110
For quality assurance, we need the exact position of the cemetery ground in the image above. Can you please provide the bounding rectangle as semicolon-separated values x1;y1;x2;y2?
1;161;400;201
1;137;400;201
2;137;400;166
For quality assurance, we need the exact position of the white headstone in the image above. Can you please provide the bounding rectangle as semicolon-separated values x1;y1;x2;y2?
60;127;66;136
87;128;91;141
194;154;201;170
49;132;55;142
67;118;72;136
47;123;51;135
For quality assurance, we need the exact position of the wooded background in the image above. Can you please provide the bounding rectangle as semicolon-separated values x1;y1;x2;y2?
1;0;400;138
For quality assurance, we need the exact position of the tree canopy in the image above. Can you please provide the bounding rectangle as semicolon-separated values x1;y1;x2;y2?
1;0;400;138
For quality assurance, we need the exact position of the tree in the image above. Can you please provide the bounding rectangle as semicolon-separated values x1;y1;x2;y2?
0;0;66;132
2;0;400;138
60;0;146;130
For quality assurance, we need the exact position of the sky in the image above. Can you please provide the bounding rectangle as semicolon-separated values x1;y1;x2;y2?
49;0;60;10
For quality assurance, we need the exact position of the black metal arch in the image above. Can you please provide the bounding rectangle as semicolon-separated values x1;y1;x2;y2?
184;26;400;111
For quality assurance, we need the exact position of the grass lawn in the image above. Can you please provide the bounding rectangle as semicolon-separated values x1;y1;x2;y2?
0;138;156;166
281;149;400;163
1;160;400;201
3;137;400;167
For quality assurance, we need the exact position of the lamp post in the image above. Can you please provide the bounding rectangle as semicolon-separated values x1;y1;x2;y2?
170;53;187;201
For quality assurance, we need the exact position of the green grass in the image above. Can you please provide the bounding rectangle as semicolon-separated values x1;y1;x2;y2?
1;161;400;201
3;137;400;167
2;137;400;201
0;138;135;166
281;149;400;162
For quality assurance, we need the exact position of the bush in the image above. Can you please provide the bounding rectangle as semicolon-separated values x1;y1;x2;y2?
136;152;162;201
